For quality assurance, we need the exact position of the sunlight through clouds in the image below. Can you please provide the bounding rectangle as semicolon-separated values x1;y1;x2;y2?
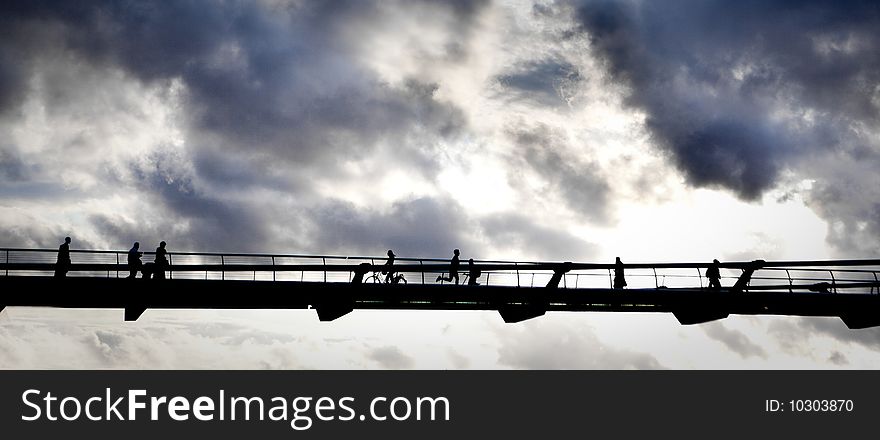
2;0;879;369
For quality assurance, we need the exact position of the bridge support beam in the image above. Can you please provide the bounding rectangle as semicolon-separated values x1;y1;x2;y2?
498;305;545;323
731;260;765;292
673;310;729;325
124;306;148;322
498;264;574;323
314;296;355;322
545;263;572;289
498;285;554;323
840;313;880;330
315;305;354;322
498;263;573;323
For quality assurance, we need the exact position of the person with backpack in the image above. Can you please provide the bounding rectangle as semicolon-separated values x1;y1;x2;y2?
467;258;481;286
706;259;722;289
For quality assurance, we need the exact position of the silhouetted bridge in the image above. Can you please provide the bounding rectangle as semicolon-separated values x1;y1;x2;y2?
2;248;879;328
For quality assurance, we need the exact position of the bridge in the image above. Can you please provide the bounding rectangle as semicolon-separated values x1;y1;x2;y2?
1;248;879;328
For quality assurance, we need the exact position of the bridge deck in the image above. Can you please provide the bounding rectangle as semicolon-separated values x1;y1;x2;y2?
1;276;879;328
2;248;879;328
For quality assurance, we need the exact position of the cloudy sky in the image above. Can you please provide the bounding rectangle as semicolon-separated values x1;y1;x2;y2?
2;0;880;369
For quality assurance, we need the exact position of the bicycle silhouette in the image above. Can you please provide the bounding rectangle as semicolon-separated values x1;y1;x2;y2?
364;270;407;285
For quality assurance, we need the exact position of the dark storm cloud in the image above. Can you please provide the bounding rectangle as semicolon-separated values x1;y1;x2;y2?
828;351;848;366
0;312;321;368
366;345;415;369
0;145;28;181
307;197;478;257
0;224;71;249
480;213;597;261
507;124;610;223
0;145;77;202
496;58;582;105
171;322;298;346
572;0;880;200
89;152;275;252
190;148;301;194
0;48;26;116
766;319;807;354
793;317;880;351
0;0;492;256
0;0;473;171
86;328;169;367
496;320;663;369
93;190;267;253
805;169;880;256
768;317;880;356
702;322;767;359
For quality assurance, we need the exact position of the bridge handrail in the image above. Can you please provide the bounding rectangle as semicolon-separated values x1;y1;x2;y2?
0;247;542;264
3;247;879;294
3;247;880;268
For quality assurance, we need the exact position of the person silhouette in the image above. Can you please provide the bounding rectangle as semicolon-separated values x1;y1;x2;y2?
54;236;71;278
154;241;168;280
436;249;461;285
127;242;142;279
352;262;372;284
706;259;722;289
613;257;627;289
467;258;481;286
382;249;396;284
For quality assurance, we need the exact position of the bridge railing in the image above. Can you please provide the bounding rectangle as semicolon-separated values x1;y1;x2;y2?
2;247;880;293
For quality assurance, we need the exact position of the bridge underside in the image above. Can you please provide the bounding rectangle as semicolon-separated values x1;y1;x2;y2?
2;277;879;329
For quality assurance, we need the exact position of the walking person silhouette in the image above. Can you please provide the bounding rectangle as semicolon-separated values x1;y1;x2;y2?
54;236;71;278
127;242;142;279
382;249;396;284
613;257;627;289
706;259;722;289
436;249;461;285
154;241;168;280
